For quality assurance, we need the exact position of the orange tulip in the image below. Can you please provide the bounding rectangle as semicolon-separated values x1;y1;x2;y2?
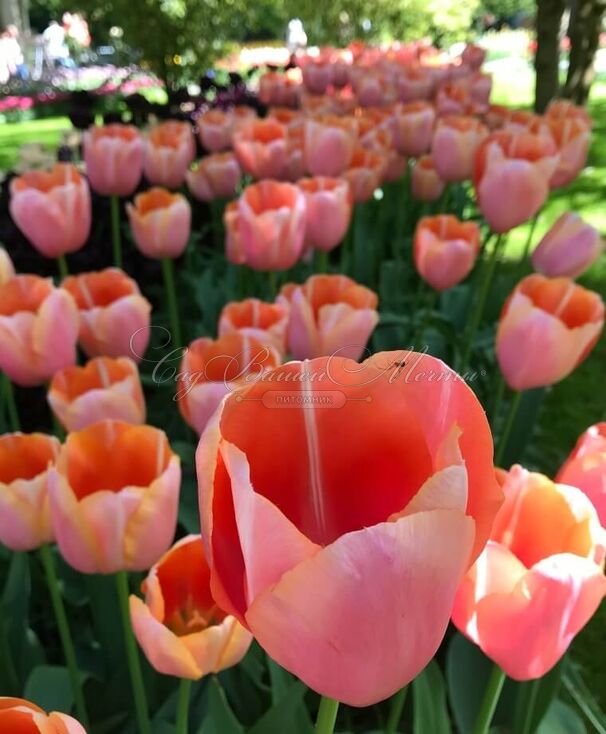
223;200;244;265
278;274;379;360
342;148;386;203
177;332;281;435
474;131;560;233
48;420;180;574
233;119;288;180
127;187;191;259
432;115;487;182
196;109;242;153
9;163;91;258
496;274;604;390
0;275;79;386
453;465;606;680
83;124;143;196
0;697;86;734
48;356;145;432
0;246;15;284
186;153;241;202
545;98;592;128
557;423;606;527
390;101;435;157
297;176;352;252
129;535;252;679
218;298;289;354
411;155;445;202
414;215;481;291
0;433;60;551
304;115;356;176
143;120;195;189
196;350;502;705
62;268;152;361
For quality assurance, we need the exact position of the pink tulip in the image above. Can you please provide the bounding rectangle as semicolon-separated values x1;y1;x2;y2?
196;109;233;152
259;71;301;108
461;43;486;70
278;274;379;360
0;433;60;551
432;115;487;182
9;164;91;258
298;176;352;252
435;82;470;117
62;268;151;361
453;465;606;680
233;119;288;180
342;148;386;203
0;275;78;386
186;153;241;202
237;180;306;271
48;420;181;574
48;356;145;432
0;246;15;284
396;67;433;102
143;120;195;189
411;155;446;202
414;215;481;291
496;274;604;390
218;298;289;354
304;116;356;176
83;124;143;196
532;212;603;279
546;118;591;189
224;200;245;265
127;188;191;259
302;61;333;95
557;423;606;527
546;98;593;128
390;101;435;157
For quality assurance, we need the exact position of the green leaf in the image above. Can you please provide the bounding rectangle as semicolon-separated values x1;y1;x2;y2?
198;676;244;734
24;665;73;713
537;700;586;734
513;661;563;734
563;664;606;734
248;679;311;734
412;660;451;734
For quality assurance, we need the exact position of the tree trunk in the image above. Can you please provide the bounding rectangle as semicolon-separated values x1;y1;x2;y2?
534;0;566;112
563;0;606;104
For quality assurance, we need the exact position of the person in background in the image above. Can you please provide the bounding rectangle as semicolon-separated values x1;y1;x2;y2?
0;25;28;81
43;19;74;68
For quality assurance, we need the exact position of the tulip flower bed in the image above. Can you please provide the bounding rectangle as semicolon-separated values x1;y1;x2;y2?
1;40;606;734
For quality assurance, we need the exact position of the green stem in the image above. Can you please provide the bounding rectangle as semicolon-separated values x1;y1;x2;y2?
115;571;151;734
57;254;69;279
315;696;339;734
110;195;123;269
520;212;540;263
38;544;89;728
385;686;408;734
2;374;20;431
520;679;541;734
495;391;523;466
490;375;507;426
176;678;192;734
411;290;438;349
458;234;504;374
0;606;19;694
162;258;182;351
472;665;506;734
315;249;329;273
210;200;224;250
268;269;278;299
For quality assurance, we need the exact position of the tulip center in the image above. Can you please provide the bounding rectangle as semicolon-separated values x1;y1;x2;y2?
0;435;57;484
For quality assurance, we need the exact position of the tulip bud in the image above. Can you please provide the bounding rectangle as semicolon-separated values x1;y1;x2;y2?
532;212;603;279
298;176;352;252
144;120;195;189
432;115;487;183
83;124;143;196
411;155;445;202
218;298;289;354
186;153;241;202
233;119;289;180
127;188;191;259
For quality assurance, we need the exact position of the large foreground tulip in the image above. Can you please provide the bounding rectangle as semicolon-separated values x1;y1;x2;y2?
218;298;289;354
48;356;145;432
49;420;180;574
83;124;143;196
62;268;152;360
130;535;252;679
496;274;604;390
531;212;603;279
414;215;480;291
453;465;606;680
196;351;502;705
0;698;86;734
557;423;606;527
298;176;352;252
0;433;59;551
278;274;379;361
144;120;195;189
0;275;78;386
127;188;191;259
9;163;91;258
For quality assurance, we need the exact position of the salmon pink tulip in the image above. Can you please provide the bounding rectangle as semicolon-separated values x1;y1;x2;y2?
129;535;252;679
342;148;386;203
557;423;606;527
435;82;471;117
0;433;60;551
62;268;152;361
48;356;145;432
218;298;289;354
546;118;591;189
546;99;592;128
462;43;486;70
233;119;288;180
531;212;603;279
196;350;502;704
0;246;15;284
278;274;379;360
298;177;352;252
127;188;191;259
302;61;333;95
48;420;180;574
196;109;237;152
186;153;241;202
452;465;606;680
83;124;143;196
177;332;281;435
432;115;487;182
9;163;91;258
224;200;244;265
0;275;78;386
259;71;300;108
390;101;435;157
414;215;481;291
496;274;604;390
474;131;560;233
0;698;87;734
144;120;195;189
411;155;446;202
396;67;433;102
304;116;356;176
